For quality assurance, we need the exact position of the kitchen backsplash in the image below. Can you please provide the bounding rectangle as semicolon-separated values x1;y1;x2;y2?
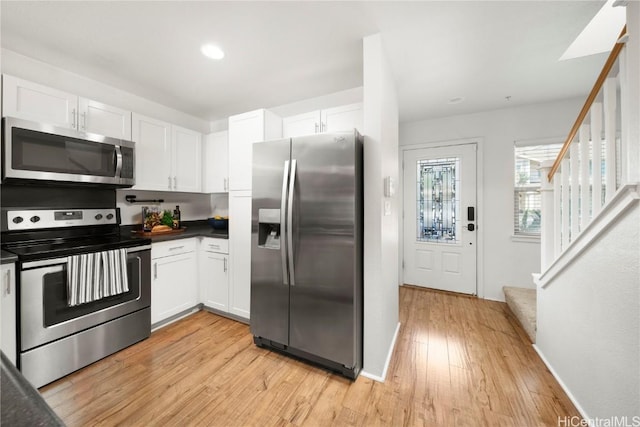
116;190;225;225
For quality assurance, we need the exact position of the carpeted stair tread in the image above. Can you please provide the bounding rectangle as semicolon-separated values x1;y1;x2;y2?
503;286;536;342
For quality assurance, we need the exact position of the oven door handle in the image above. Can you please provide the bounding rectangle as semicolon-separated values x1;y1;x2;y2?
21;245;152;269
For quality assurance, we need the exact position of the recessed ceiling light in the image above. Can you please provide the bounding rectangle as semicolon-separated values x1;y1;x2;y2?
448;97;464;105
201;44;224;60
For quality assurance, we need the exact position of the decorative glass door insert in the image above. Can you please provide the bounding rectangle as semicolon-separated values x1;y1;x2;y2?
416;157;460;243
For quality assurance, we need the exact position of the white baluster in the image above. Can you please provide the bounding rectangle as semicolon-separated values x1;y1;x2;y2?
579;124;590;231
561;157;570;250
591;103;603;216
539;161;555;270
603;77;617;202
553;167;562;258
570;142;580;242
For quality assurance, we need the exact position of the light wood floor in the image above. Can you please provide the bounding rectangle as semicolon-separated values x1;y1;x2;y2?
40;286;580;426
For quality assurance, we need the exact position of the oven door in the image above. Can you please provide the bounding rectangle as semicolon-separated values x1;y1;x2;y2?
19;246;150;351
2;117;135;187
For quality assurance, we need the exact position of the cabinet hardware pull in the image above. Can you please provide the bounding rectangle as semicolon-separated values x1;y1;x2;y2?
224;178;228;191
174;176;177;189
168;176;172;189
169;246;184;251
81;112;87;130
71;108;76;129
4;269;10;295
314;123;319;133
154;262;157;279
224;258;227;273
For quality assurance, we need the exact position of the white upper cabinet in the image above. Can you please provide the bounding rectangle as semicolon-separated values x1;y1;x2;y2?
132;113;172;191
282;111;321;137
78;98;132;139
282;103;363;138
172;125;202;192
228;109;281;191
322;103;363;133
132;114;202;192
203;131;229;193
2;74;132;140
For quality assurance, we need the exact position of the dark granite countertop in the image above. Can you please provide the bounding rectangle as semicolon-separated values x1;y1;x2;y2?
121;220;228;243
1;352;65;426
1;250;18;265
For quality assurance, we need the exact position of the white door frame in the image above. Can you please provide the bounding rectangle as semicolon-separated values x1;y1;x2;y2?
399;138;485;298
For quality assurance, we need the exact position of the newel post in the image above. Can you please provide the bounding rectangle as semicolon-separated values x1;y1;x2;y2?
539;160;555;271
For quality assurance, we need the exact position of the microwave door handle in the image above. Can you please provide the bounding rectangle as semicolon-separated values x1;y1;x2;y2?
114;146;123;178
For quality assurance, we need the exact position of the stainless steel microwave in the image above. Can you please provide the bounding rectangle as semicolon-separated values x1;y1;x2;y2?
2;117;135;187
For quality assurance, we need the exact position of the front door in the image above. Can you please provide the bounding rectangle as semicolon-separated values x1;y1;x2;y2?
403;143;477;294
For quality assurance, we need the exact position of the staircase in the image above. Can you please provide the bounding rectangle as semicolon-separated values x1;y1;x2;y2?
503;286;536;342
518;9;640;421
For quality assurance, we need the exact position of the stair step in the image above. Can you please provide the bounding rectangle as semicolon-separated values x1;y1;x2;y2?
503;286;536;342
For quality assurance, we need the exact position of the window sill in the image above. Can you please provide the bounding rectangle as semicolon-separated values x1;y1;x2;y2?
511;234;541;243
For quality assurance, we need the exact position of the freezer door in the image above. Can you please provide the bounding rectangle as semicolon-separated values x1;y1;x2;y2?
250;138;291;344
288;131;362;368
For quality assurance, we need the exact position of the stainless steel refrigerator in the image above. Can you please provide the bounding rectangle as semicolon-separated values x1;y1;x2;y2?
250;130;363;379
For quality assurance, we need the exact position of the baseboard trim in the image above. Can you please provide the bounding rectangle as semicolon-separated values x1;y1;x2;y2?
360;322;401;383
532;344;590;421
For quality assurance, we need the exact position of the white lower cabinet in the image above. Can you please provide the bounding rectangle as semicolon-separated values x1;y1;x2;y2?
199;238;229;312
151;238;198;324
1;263;16;365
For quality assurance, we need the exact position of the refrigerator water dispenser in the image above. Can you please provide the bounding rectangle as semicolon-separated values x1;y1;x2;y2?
258;208;281;250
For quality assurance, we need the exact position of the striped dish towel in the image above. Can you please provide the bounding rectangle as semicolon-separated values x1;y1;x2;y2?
67;248;129;306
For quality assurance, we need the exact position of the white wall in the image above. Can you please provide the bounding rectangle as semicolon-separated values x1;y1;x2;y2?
400;97;583;301
1;49;209;132
536;199;640;420
362;34;400;380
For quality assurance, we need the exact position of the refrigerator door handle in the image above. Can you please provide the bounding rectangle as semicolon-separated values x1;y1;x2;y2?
281;160;290;285
287;159;297;286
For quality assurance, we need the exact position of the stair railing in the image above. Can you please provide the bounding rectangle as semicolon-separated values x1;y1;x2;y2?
540;26;627;270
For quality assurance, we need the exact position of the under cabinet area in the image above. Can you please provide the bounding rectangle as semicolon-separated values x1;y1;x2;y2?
0;263;16;365
2;74;132;139
282;103;362;138
151;238;198;325
198;237;229;313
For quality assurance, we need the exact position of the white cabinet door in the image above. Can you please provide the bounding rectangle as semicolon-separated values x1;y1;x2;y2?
132;113;172;191
228;191;252;319
151;240;198;325
172;125;202;192
79;98;132;140
199;251;228;312
2;74;77;129
283;111;321;137
321;103;363;133
203;131;229;193
1;264;16;365
228;109;281;191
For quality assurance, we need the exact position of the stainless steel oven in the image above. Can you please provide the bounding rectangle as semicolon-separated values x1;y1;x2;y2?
2;117;135;187
2;208;151;388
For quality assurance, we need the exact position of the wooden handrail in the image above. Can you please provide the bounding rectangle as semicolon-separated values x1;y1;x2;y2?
548;25;627;181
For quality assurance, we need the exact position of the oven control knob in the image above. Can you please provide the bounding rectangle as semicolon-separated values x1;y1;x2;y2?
106;213;114;220
95;214;103;220
30;216;40;223
12;216;23;224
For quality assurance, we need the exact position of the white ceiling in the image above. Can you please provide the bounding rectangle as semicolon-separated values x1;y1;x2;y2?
0;1;607;124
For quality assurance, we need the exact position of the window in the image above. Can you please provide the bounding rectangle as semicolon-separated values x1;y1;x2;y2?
514;142;563;237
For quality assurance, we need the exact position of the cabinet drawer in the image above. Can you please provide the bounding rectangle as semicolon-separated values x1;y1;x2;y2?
152;238;197;259
200;237;228;254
